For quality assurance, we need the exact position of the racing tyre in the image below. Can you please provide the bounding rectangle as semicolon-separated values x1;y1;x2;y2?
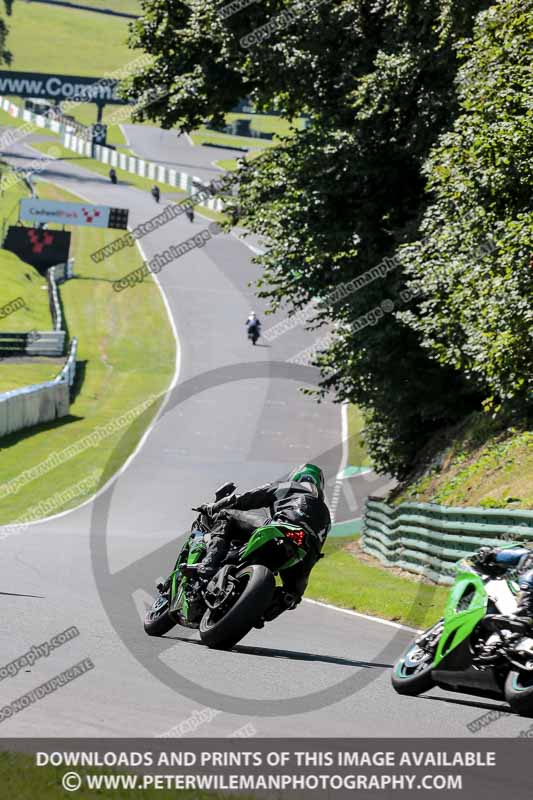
391;621;442;696
505;671;533;717
144;594;176;637
199;565;275;650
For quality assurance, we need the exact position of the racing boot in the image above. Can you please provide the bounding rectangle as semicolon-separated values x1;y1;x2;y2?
181;535;229;580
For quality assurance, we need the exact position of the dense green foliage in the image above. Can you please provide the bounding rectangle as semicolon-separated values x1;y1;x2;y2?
125;0;531;477
399;0;533;411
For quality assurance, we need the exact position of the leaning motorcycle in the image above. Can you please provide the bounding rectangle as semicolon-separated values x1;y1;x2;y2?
144;482;310;649
247;325;260;345
391;548;533;716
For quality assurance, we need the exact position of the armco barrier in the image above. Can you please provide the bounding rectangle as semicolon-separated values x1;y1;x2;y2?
362;497;533;585
46;267;62;331
53;259;75;283
0;337;77;437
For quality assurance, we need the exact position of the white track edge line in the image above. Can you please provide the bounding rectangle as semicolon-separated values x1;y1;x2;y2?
3;173;182;529
303;599;420;633
9;159;422;638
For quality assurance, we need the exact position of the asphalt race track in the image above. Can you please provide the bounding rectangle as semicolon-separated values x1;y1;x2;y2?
0;127;528;738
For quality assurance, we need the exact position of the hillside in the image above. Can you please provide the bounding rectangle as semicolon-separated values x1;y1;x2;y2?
390;411;533;510
7;2;133;75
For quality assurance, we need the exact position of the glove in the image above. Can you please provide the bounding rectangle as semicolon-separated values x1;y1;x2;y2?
193;496;233;518
472;547;497;568
212;495;235;514
192;503;214;516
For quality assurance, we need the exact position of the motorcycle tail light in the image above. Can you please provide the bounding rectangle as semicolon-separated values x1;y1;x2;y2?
284;529;305;547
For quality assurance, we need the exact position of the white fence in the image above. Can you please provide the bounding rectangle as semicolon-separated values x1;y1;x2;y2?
0;338;78;437
63;133;225;214
0;95;225;214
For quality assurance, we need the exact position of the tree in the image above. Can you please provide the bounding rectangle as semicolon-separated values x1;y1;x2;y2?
125;1;490;476
399;0;533;412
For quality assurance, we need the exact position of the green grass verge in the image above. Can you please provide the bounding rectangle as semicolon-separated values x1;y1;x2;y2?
1;159;32;228
7;1;133;75
225;112;305;138
214;158;239;172
5;0;141;137
347;404;370;467
0;752;236;800
0;179;175;525
307;536;449;629
43;0;142;13
391;411;533;509
0;363;63;393
0;105;30;130
0;163;53;341
190;130;276;151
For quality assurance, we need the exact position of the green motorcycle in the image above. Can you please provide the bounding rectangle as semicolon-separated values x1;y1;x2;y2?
392;548;533;716
144;482;310;649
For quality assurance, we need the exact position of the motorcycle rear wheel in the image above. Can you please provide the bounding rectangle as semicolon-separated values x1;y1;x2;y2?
505;670;533;717
199;564;275;650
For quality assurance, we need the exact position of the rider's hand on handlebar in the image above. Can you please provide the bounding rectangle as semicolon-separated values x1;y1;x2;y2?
472;546;497;568
191;503;216;517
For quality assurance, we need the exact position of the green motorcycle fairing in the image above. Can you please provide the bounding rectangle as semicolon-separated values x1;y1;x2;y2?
168;523;307;623
239;523;308;570
433;561;488;667
170;531;207;619
433;543;523;667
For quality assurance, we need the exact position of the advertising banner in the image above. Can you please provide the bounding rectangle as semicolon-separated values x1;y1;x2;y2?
3;227;71;274
0;71;129;104
19;200;128;230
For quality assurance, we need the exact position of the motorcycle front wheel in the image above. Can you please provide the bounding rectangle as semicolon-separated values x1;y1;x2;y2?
144;594;176;637
391;619;443;696
199;564;275;650
505;670;533;717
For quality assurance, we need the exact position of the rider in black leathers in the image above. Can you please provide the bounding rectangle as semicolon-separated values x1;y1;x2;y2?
182;464;330;618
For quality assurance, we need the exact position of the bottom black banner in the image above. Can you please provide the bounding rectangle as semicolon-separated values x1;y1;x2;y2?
0;738;529;798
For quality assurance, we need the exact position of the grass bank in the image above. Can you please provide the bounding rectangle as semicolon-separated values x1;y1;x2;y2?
0;178;175;525
7;1;133;75
0;752;233;800
307;536;449;629
0;164;65;389
391;411;533;510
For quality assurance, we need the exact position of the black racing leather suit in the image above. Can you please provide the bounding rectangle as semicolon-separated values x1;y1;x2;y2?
202;479;331;601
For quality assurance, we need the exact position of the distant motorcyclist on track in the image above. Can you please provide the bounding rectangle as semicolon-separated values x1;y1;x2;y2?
245;311;261;345
109;168;117;184
151;185;160;203
182;464;330;621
